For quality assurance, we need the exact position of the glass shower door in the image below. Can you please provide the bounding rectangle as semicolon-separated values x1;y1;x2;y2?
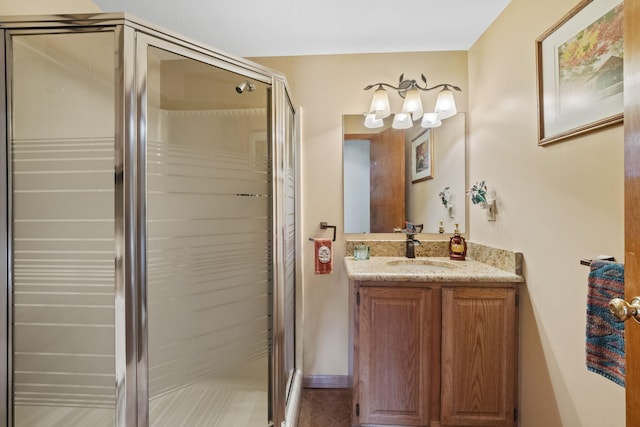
145;45;271;426
9;31;117;426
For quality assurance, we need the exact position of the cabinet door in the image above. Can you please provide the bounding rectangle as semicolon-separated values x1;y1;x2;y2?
441;287;517;427
359;287;433;426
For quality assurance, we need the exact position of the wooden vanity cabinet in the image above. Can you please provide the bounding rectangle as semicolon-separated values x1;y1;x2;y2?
356;286;436;426
350;281;518;427
440;287;517;427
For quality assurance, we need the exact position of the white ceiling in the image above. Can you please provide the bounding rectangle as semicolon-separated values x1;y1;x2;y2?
93;0;511;57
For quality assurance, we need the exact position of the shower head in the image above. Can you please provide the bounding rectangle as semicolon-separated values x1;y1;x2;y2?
236;81;255;94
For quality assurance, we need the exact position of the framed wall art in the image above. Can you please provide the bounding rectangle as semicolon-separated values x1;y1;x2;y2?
411;130;433;183
536;0;623;145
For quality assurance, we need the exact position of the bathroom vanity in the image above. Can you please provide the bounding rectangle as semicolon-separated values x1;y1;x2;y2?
345;255;524;427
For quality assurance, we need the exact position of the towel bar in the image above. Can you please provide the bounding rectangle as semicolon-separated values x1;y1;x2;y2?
580;256;616;266
308;222;337;242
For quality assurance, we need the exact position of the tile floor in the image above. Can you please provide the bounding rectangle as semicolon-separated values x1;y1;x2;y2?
297;388;352;427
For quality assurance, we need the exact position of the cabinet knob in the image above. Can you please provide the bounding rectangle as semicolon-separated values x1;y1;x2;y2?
609;297;640;323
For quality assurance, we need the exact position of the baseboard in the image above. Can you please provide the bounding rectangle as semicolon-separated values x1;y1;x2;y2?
302;375;349;389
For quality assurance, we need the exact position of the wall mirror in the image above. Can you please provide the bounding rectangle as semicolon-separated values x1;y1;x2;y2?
343;113;466;234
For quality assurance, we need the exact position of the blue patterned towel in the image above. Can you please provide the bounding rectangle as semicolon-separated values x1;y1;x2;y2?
586;260;625;387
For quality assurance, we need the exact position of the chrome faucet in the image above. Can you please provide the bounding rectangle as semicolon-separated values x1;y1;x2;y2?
406;233;421;258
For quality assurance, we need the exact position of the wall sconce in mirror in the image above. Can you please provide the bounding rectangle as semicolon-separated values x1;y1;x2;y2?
467;180;496;221
363;74;462;130
439;186;456;219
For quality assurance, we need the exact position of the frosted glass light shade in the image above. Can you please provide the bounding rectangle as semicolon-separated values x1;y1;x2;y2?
401;88;424;121
364;113;384;128
421;112;442;128
435;89;457;120
392;113;413;129
369;87;391;119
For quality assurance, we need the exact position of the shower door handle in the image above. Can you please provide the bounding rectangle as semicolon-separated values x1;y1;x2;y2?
609;297;640;323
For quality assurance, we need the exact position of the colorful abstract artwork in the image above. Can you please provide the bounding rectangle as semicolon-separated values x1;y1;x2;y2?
536;0;624;145
557;3;623;114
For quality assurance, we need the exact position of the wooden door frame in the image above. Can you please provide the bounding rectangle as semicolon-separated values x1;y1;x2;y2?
624;0;640;424
345;129;406;233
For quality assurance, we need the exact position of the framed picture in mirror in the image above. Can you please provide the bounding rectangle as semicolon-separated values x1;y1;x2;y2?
411;130;433;183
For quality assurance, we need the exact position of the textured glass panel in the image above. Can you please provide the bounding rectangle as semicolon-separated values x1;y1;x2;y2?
147;47;270;426
11;32;116;426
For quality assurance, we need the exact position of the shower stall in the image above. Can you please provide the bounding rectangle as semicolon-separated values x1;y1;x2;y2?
0;13;300;427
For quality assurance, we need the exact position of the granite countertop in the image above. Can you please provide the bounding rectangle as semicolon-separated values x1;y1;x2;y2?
344;256;525;283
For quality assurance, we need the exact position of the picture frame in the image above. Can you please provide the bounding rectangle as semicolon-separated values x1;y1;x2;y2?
536;0;623;146
411;130;433;183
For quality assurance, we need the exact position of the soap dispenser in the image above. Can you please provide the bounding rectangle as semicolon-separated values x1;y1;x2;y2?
449;223;467;261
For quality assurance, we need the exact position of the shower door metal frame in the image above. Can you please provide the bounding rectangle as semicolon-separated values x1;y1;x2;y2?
133;30;277;426
2;23;123;427
116;23;142;427
0;27;8;427
0;13;299;427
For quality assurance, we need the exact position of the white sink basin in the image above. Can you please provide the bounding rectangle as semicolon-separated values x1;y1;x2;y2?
386;258;458;272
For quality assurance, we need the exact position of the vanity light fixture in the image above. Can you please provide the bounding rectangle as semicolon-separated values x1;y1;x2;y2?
421;112;442;128
363;74;461;129
364;113;384;129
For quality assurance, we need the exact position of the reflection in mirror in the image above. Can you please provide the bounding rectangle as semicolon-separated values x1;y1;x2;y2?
343;113;466;234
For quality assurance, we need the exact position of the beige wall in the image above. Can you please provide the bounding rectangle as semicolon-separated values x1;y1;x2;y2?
0;0;99;15
252;52;469;376
468;0;625;426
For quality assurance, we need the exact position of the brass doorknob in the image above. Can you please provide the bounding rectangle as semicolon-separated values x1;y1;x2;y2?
609;297;640;323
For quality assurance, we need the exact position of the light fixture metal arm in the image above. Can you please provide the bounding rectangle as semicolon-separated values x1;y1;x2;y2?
364;74;461;97
417;82;462;92
363;82;404;91
414;73;462;92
